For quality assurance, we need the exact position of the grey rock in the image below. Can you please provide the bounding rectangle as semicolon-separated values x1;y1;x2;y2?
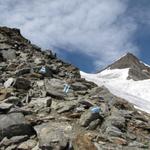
108;115;126;131
4;96;20;105
0;103;13;112
105;126;123;137
18;139;37;150
79;108;101;127
0;135;28;147
4;78;15;88
9;135;29;144
54;101;76;114
36;80;44;87
35;122;72;150
102;109;126;132
45;78;66;99
1;49;16;60
0;113;35;140
118;110;133;119
29;97;52;108
72;82;88;91
88;119;101;130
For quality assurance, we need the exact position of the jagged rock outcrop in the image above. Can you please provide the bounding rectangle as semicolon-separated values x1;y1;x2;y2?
102;53;150;80
0;27;150;150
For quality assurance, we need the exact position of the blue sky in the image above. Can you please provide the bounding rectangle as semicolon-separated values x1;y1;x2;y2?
128;0;150;69
0;0;150;72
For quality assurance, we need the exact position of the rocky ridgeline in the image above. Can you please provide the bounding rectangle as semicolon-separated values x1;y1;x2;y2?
102;53;150;81
0;27;149;150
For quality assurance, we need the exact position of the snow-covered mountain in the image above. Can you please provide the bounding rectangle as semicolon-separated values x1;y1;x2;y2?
80;53;150;113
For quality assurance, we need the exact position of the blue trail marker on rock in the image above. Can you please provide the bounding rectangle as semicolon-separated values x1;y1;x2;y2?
63;84;70;93
39;66;46;74
91;106;100;113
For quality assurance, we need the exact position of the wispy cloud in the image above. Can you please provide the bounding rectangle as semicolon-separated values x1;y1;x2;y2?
0;0;140;70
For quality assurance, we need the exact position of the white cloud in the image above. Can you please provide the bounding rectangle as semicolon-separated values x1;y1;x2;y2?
0;0;139;70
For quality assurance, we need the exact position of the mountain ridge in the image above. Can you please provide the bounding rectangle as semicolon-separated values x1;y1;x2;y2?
98;52;150;81
0;26;150;150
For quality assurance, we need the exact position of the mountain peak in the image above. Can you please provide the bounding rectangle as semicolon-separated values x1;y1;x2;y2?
108;52;139;70
103;52;150;81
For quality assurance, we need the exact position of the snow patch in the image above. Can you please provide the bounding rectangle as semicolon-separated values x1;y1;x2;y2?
80;68;150;114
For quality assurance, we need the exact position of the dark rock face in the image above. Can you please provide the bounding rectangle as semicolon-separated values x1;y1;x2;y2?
101;53;150;80
0;113;35;140
13;78;31;90
0;27;149;150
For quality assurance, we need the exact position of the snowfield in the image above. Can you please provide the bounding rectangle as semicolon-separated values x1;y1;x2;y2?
80;68;150;113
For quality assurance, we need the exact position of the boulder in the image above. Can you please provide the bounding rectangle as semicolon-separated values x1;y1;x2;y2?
13;78;31;90
101;109;126;132
45;79;66;99
71;82;88;91
79;108;102;127
107;115;126;131
34;122;73;149
4;78;15;88
0;103;13;113
29;97;52;109
53;101;77;114
1;49;16;61
0;113;36;140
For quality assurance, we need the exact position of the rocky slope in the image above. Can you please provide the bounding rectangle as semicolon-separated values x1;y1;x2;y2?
100;53;150;81
0;27;150;150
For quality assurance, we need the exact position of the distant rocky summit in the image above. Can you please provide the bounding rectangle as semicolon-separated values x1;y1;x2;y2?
0;27;150;150
103;52;150;80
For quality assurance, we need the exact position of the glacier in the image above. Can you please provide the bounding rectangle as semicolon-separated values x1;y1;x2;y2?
81;68;150;113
